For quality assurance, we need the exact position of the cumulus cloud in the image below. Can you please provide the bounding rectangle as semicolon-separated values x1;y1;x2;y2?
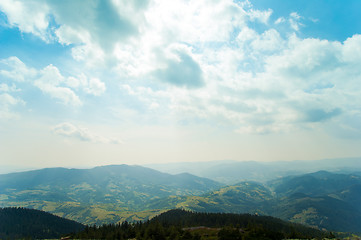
0;70;25;120
0;0;51;41
155;49;204;88
34;65;106;105
52;122;121;144
65;74;106;96
250;29;284;52
248;8;272;24
1;0;361;139
0;56;37;82
0;83;20;92
112;31;361;136
84;78;106;96
34;65;82;106
0;57;106;107
0;93;25;120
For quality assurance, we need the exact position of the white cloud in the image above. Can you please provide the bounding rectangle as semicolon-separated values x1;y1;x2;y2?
65;74;106;96
0;93;25;120
0;0;51;41
248;8;272;24
0;83;20;92
275;17;286;25
55;25;88;45
52;122;121;144
0;57;106;107
84;78;106;96
0;56;37;82
251;29;284;52
34;65;82;106
1;0;361;140
131;33;361;135
289;12;303;31
65;75;88;89
342;34;361;63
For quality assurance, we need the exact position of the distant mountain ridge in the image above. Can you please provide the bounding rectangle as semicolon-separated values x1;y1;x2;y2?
0;165;221;194
268;170;361;197
0;164;222;224
146;157;361;184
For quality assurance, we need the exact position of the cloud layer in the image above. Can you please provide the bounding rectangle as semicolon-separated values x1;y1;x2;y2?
0;0;360;141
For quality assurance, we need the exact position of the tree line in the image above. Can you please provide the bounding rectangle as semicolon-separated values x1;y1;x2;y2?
0;207;85;239
72;209;333;239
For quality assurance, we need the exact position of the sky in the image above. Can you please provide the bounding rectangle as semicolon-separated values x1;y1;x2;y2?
1;0;361;171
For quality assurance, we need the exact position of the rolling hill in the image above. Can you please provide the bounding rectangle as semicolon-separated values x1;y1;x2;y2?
145;171;361;232
0;164;222;224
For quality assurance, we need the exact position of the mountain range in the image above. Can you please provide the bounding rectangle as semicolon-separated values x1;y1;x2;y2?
146;171;361;232
1;163;360;233
146;157;361;184
0;164;220;224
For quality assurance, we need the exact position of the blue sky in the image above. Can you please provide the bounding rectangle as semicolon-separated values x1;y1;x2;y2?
1;0;361;170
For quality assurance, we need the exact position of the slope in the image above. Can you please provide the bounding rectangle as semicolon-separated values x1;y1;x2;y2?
0;207;85;239
0;164;222;224
146;172;361;232
72;209;327;240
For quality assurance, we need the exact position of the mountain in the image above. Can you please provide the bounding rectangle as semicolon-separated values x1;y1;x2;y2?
0;207;85;239
146;157;361;184
145;172;361;232
335;183;361;212
268;170;361;197
269;193;361;232
0;164;222;224
0;165;221;197
266;171;361;232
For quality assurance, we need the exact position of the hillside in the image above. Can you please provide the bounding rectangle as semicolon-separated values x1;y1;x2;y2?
145;172;361;232
268;170;361;197
0;207;85;239
269;193;361;232
0;164;222;224
146;181;273;214
267;171;361;232
72;209;328;240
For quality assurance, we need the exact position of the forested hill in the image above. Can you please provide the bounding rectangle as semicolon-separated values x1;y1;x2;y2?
0;207;85;239
72;209;330;240
0;164;222;224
